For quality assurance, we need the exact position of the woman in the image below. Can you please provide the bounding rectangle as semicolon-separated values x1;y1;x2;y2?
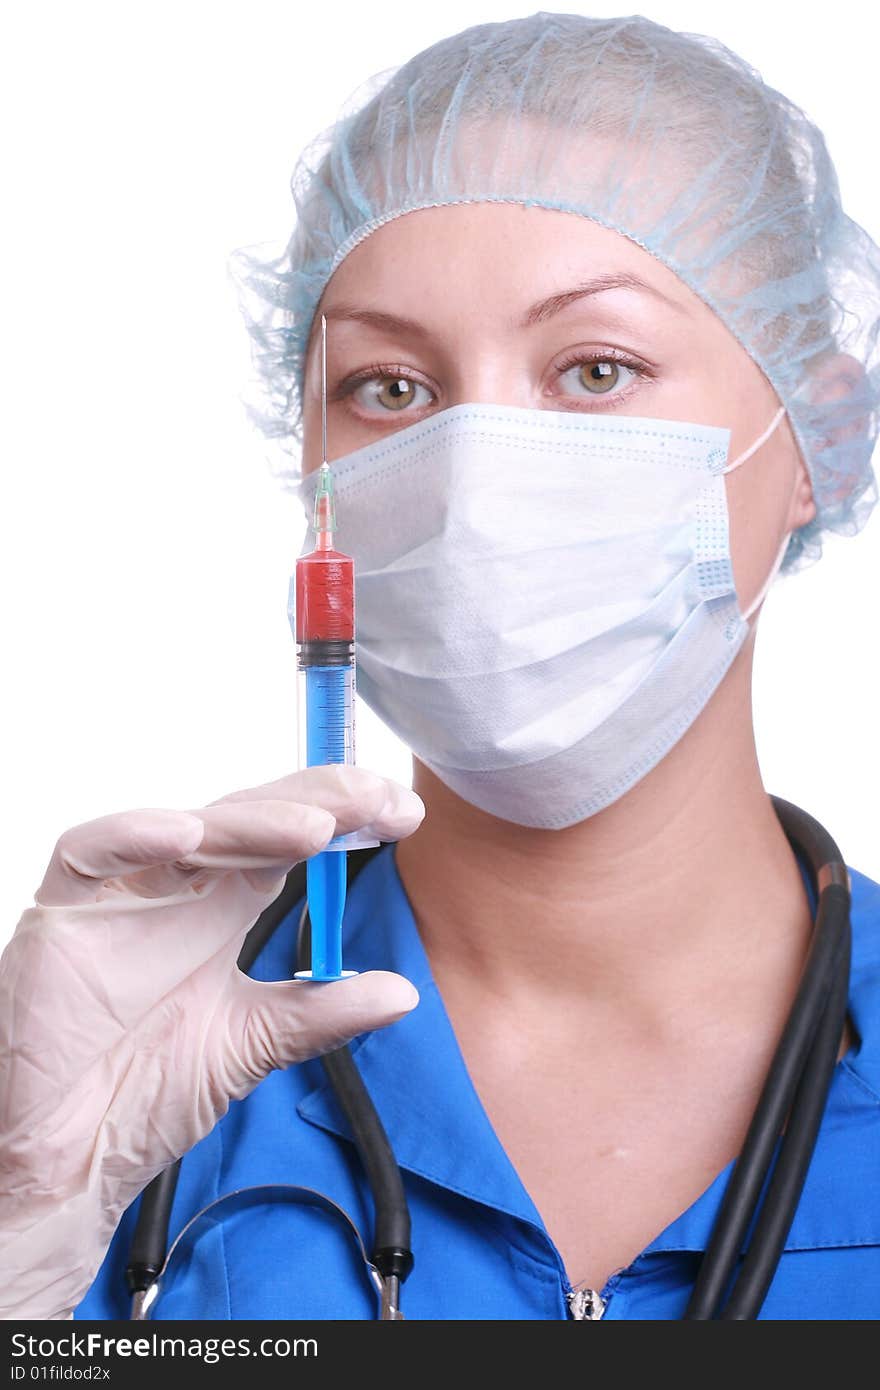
2;13;879;1321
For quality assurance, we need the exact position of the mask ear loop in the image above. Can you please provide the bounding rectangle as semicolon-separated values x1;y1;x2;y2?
721;405;793;622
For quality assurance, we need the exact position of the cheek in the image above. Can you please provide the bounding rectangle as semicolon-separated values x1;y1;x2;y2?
723;451;792;615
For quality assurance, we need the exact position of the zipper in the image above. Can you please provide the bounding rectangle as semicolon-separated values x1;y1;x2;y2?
566;1285;607;1320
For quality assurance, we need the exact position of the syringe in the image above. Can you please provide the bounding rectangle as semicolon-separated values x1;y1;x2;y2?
290;314;380;982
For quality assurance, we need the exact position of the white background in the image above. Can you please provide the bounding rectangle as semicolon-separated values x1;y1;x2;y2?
2;1;878;943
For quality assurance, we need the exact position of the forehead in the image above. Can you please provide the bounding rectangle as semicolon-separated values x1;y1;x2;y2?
321;201;695;311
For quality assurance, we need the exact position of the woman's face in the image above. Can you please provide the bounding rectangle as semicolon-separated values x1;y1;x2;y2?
302;202;816;614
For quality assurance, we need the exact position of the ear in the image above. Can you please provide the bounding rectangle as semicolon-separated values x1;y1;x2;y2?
798;351;871;514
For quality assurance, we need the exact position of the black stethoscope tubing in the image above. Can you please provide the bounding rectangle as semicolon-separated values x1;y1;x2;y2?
125;794;852;1321
685;796;852;1318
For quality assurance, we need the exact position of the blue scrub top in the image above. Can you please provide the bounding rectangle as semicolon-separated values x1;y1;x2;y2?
76;842;880;1321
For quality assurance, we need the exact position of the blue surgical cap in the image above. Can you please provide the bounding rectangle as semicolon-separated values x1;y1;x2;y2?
228;11;880;575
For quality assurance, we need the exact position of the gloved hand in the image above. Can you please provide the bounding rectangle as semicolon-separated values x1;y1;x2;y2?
0;765;425;1320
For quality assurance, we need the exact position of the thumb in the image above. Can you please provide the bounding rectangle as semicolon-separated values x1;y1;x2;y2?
225;970;420;1087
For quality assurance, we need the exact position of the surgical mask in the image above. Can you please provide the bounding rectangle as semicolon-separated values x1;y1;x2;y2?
294;401;790;829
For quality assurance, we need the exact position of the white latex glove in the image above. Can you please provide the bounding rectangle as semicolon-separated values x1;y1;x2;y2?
0;765;425;1320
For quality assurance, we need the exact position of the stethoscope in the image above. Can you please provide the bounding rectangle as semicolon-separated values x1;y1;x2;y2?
125;794;852;1321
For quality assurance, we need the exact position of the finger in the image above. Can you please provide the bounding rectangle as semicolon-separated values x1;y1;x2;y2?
205;774;427;894
117;799;342;899
223;970;420;1090
356;778;427;840
35;810;207;907
129;783;405;898
38;771;426;905
210;764;426;839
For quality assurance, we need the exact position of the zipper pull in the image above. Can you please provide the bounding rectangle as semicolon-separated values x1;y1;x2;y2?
567;1286;606;1320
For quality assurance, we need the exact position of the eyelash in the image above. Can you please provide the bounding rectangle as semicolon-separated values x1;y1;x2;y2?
332;348;654;415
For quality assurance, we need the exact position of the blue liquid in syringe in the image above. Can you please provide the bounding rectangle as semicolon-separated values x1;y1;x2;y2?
304;666;350;979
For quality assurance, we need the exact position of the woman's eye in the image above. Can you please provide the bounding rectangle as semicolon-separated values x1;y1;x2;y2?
350;374;433;413
556;355;639;398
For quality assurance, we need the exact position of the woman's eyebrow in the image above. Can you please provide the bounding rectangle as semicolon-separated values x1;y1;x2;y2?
324;272;689;340
523;272;691;325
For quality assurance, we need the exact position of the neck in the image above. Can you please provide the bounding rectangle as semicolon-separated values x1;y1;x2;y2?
394;630;817;1034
